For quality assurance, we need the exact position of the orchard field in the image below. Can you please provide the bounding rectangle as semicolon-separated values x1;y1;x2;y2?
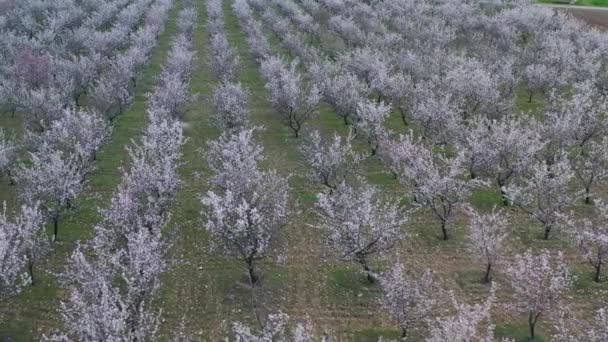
1;0;608;341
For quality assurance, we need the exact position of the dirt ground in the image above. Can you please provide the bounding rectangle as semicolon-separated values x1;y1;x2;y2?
557;7;608;30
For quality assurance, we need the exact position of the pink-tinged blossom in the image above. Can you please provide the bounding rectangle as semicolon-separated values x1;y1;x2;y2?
561;201;608;282
209;33;241;82
355;100;390;155
89;74;133;122
572;137;608;204
0;129;17;181
316;64;369;126
12;48;51;89
35;107;109;166
15;144;87;240
380;263;435;338
209;81;251;133
0;203;45;295
299;129;362;189
315;180;407;282
260;56;320;138
426;290;497;342
506;157;576;240
230;312;322;341
204;128;263;193
201;129;289;285
506;250;572;340
465;206;509;283
383;135;476;240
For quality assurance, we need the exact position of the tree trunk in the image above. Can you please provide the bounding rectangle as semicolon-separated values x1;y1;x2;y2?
499;185;509;206
594;264;602;282
401;327;407;338
483;263;492;283
247;262;258;285
364;264;374;283
358;255;375;283
585;187;591;204
7;169;15;186
543;226;551;240
28;260;34;286
400;109;408;126
528;312;537;339
497;179;510;206
53;217;59;241
343;115;349;126
441;222;449;240
528;92;533;103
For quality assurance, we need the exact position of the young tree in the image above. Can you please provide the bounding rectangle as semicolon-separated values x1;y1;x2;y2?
148;72;192;119
18;87;67;133
386;138;476;240
0;129;17;183
201;173;289;285
315;180;407;282
561;202;608;282
383;73;414;126
415;153;476;240
380;263;435;338
410;81;460;145
355;100;390;155
506;250;572;340
177;7;197;39
445;58;504;120
299;129;362;190
88;74;133;122
37;107;109;164
426;289;496;342
204;128;263;192
587;308;608;341
327;15;364;47
465;206;509;283
318;67;369;125
200;129;290;285
484;115;543;204
453;118;494;180
54;53;103;106
12;48;51;90
571;138;608;204
260;56;320;138
0;203;45;295
15;145;87;240
559;81;608;148
209;81;251;133
56;241;162;341
521;63;562;103
209;33;241;82
162;36;196;82
230;312;320;341
506;157;576;240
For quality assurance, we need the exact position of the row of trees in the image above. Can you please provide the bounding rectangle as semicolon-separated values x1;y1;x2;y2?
0;0;173;297
47;0;193;339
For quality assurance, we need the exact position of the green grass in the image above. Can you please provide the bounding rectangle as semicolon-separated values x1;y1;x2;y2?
0;6;181;340
539;0;608;7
